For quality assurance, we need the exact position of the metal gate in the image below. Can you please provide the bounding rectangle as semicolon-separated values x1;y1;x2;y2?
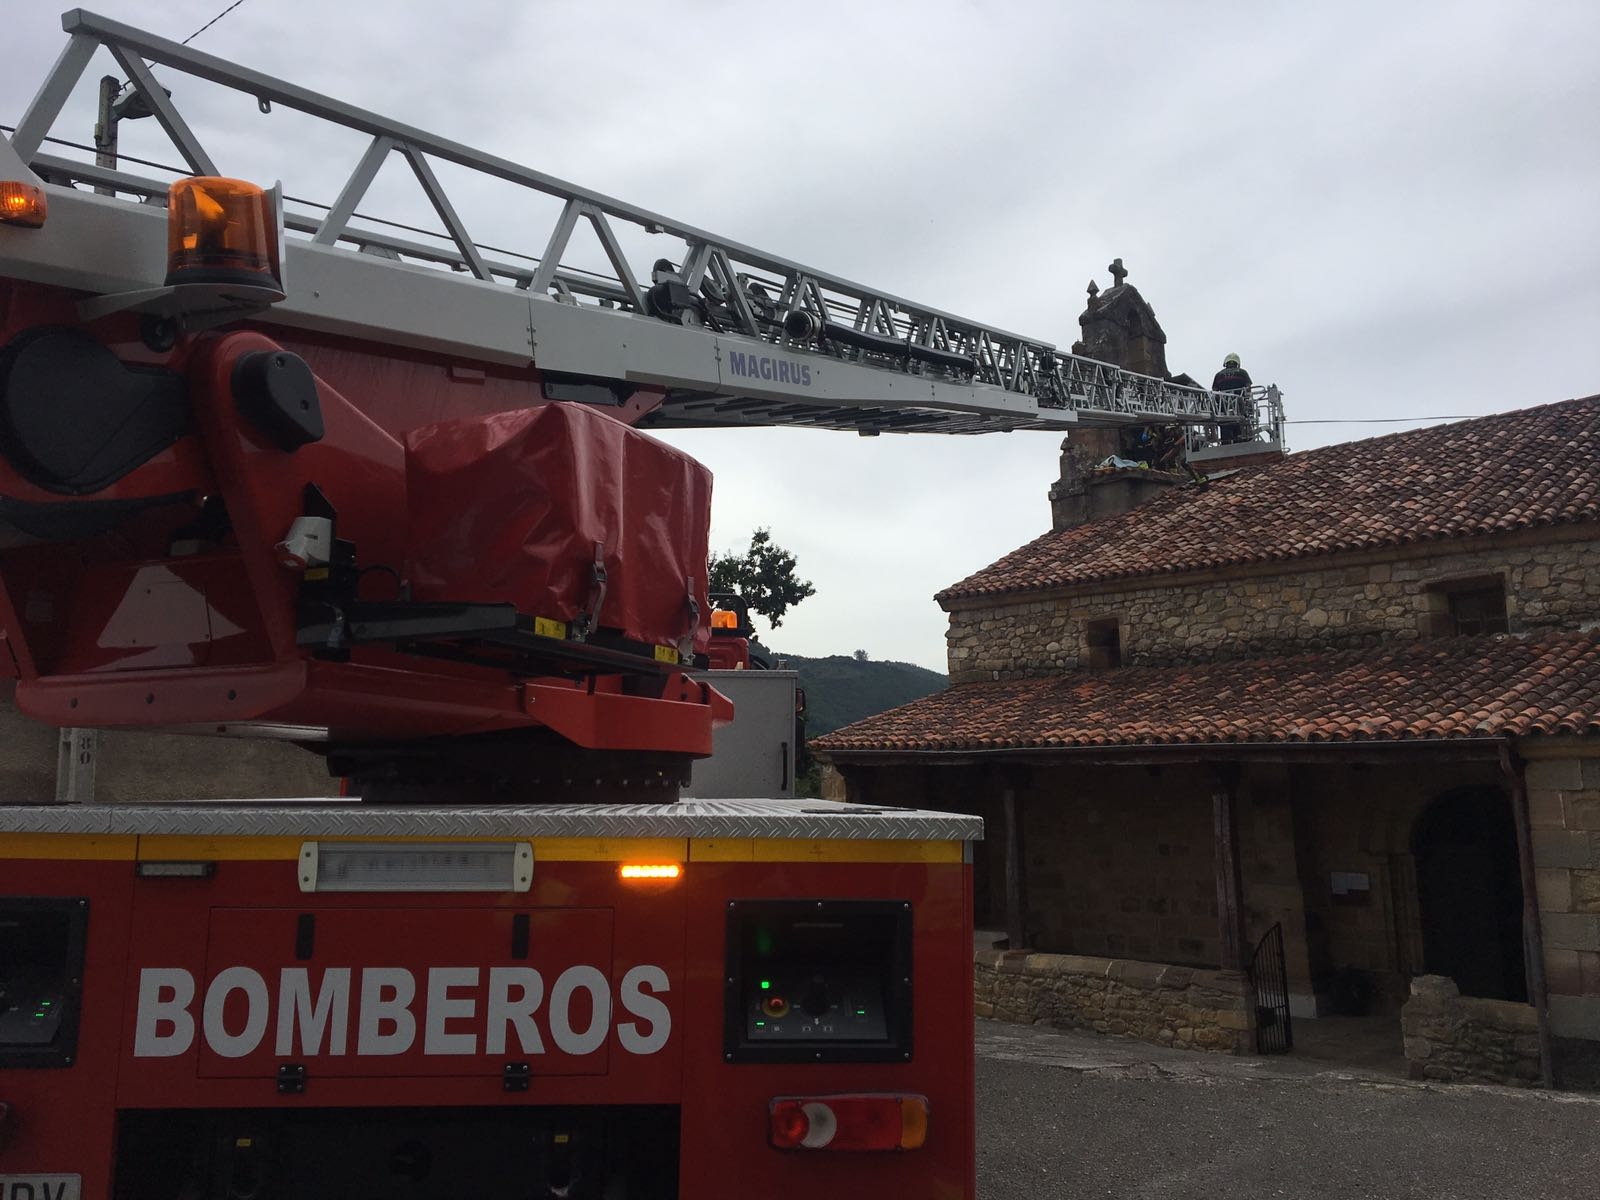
1249;923;1294;1054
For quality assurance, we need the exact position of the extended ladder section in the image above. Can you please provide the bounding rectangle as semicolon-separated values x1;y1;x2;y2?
4;9;1284;443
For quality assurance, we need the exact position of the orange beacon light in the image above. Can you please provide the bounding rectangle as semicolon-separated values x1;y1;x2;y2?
165;176;284;290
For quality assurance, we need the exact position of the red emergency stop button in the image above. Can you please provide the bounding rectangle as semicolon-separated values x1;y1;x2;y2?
761;995;789;1018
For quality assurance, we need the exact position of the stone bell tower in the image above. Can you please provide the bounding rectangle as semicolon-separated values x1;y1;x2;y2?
1048;259;1188;531
1071;257;1170;379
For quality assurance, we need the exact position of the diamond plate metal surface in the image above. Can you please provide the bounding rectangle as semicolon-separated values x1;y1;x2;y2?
0;798;983;841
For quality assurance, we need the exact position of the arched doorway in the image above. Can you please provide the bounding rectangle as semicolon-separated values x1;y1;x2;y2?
1411;787;1526;1001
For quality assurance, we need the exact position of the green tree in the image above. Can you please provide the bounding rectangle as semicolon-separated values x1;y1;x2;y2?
708;528;816;629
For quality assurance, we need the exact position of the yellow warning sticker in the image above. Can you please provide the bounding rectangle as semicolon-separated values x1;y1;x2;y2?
534;616;568;640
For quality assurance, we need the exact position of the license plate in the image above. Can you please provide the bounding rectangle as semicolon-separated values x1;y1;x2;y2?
0;1176;80;1200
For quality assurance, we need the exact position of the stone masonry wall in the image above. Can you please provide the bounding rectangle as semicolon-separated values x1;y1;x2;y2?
1015;766;1220;964
946;534;1600;683
975;949;1254;1055
1401;974;1541;1086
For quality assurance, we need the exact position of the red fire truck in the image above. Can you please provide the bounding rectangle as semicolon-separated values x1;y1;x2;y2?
0;12;1272;1198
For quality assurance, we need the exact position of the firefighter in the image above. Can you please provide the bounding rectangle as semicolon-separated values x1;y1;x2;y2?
1211;353;1253;444
1212;352;1252;394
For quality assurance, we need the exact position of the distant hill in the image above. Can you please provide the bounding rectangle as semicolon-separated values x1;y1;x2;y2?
769;652;947;738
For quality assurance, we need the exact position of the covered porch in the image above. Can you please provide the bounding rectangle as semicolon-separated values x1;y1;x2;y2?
813;634;1600;1087
835;744;1547;1082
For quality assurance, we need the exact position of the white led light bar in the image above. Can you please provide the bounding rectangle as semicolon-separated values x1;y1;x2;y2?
298;841;533;893
135;861;215;879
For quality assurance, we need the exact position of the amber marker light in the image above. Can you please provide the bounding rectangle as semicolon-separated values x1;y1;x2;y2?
710;609;738;630
619;863;683;881
0;181;48;228
165;176;282;289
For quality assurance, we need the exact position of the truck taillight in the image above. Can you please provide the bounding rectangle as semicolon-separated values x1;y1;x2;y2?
0;181;47;228
165;176;283;290
768;1094;929;1152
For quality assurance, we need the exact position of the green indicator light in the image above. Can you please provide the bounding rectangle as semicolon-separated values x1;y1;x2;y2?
855;1008;867;1016
755;1020;766;1027
41;999;52;1007
760;980;771;990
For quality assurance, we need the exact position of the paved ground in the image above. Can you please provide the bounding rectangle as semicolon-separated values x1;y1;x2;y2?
975;1018;1600;1199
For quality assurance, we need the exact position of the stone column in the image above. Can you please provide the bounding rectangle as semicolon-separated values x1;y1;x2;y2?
1521;752;1600;1085
1501;745;1555;1087
1003;783;1027;950
1212;765;1247;972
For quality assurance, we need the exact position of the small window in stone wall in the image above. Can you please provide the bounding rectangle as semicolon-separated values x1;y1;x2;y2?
1085;617;1122;670
1422;576;1508;637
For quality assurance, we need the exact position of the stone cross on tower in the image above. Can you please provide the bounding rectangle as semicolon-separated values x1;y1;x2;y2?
1075;256;1168;380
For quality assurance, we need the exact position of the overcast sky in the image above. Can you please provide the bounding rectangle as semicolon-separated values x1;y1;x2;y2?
5;1;1597;671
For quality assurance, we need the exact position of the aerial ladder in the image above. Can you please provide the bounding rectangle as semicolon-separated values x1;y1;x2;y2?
0;12;1281;1200
2;10;1283;443
0;9;1287;787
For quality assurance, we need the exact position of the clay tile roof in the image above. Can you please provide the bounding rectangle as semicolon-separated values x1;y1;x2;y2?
812;632;1600;755
939;395;1600;603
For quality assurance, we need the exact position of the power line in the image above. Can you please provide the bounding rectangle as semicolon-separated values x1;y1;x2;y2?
1;125;622;284
103;0;250;96
181;0;248;46
3;125;197;177
1285;416;1476;425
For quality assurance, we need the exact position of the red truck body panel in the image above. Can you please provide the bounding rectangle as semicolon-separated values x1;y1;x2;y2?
1;825;976;1199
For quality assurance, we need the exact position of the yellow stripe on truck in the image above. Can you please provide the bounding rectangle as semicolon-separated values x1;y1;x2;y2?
138;835;303;861
1;833;137;860
692;838;961;864
535;837;686;862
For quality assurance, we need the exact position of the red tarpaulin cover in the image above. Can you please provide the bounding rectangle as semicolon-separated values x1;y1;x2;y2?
404;403;712;654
